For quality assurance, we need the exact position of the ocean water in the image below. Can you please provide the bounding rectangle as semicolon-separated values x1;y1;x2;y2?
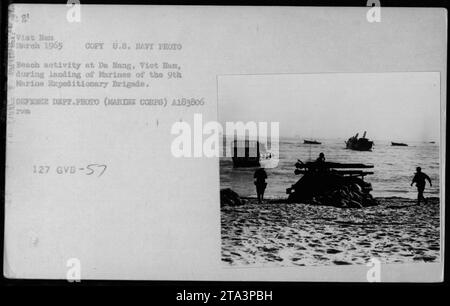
220;138;440;199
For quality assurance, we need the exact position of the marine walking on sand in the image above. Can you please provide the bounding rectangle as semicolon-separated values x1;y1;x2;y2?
411;167;432;205
254;167;268;204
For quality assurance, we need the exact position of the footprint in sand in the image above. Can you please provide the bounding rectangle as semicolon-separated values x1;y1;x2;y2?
414;255;437;262
333;260;351;265
260;246;279;252
313;254;327;260
326;249;342;254
265;253;283;262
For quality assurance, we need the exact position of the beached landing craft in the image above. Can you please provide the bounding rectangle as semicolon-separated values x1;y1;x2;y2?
391;142;408;146
231;139;260;167
286;160;377;208
345;131;373;151
231;139;274;168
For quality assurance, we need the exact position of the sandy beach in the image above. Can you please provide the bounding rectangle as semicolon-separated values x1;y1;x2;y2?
221;197;440;266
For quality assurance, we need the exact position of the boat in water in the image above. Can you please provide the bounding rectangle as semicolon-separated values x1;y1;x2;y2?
231;139;275;168
345;131;373;151
391;142;408;146
304;139;321;145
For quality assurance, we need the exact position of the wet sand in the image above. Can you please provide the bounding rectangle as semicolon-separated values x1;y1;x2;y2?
221;197;440;266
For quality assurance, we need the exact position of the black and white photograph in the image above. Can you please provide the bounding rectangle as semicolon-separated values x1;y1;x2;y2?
219;72;442;267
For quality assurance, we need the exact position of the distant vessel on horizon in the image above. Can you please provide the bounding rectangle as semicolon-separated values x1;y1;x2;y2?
345;131;373;151
303;139;321;145
391;142;408;146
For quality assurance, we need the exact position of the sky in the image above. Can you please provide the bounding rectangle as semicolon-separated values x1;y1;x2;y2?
218;72;441;142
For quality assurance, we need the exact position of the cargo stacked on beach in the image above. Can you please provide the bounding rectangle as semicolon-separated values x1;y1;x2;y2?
287;160;377;208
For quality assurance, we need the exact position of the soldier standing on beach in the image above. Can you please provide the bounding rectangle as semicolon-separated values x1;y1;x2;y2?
254;168;267;204
410;167;432;205
315;152;326;172
316;152;326;163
